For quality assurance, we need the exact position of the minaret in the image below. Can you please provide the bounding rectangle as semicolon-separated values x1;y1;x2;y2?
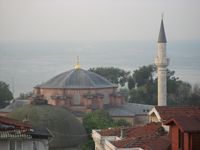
155;16;169;106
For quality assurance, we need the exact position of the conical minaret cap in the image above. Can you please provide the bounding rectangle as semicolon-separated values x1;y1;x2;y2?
158;18;167;43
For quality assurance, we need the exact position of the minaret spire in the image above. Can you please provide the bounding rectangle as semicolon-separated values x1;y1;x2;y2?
155;16;169;106
158;15;167;43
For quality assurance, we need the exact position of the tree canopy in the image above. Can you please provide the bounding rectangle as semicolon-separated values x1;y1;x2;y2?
127;64;199;106
0;81;13;108
83;110;115;134
83;110;131;134
89;67;130;87
128;65;156;89
82;110;130;150
89;65;199;106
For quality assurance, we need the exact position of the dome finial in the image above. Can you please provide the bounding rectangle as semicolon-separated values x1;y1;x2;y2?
74;56;81;69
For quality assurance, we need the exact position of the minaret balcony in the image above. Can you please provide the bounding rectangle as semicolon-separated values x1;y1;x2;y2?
155;57;169;67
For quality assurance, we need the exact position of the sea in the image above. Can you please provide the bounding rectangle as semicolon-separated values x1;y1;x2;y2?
0;41;200;97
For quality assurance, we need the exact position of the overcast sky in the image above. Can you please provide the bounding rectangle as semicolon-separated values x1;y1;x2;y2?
0;0;199;42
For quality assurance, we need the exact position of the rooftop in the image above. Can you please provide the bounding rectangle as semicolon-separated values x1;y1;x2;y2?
0;99;29;113
35;68;117;89
125;122;163;138
154;106;200;121
113;122;169;149
0;115;31;129
8;104;87;148
107;103;153;117
98;122;170;149
98;128;121;137
0;116;51;140
113;134;170;150
0;129;32;140
164;116;200;132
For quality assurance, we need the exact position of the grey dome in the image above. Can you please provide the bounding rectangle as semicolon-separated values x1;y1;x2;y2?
8;105;87;149
36;68;117;89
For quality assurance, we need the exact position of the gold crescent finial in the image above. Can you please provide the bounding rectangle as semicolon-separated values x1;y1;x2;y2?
74;56;81;69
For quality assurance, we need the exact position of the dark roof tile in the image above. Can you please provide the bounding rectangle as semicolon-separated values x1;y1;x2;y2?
99;122;170;150
36;68;117;89
0;116;31;129
164;116;200;132
155;106;200;121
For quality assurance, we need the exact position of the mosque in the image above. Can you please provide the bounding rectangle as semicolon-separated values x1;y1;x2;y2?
31;16;169;123
0;17;173;150
33;59;124;113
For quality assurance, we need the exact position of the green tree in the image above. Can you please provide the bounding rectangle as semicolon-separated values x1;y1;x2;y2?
83;110;115;134
82;110;114;150
119;88;129;102
128;64;194;106
114;119;131;127
193;84;200;95
18;91;33;99
0;81;13;108
187;84;200;106
168;81;192;105
128;65;157;105
128;65;156;89
89;67;130;87
82;110;130;150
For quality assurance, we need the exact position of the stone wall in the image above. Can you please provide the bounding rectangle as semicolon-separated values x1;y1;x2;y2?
34;87;124;112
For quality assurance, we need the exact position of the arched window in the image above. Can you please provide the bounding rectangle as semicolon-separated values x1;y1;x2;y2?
103;93;109;104
73;92;81;105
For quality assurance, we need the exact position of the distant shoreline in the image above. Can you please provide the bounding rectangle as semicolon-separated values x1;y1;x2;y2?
0;41;199;97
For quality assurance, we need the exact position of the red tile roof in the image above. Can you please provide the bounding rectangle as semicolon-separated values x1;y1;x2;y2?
99;122;170;149
126;122;162;138
164;116;200;132
112;134;170;150
143;135;170;150
155;106;200;121
0;116;51;140
98;123;162;137
98;128;121;136
0;116;31;130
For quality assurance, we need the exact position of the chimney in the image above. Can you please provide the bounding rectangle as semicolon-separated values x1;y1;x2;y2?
120;128;125;139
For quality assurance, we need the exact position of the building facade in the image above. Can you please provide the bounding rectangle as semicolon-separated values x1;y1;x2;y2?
33;67;124;113
92;106;200;150
0;116;51;150
164;117;200;150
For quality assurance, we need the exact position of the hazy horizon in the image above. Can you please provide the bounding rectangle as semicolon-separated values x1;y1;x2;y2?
1;41;200;97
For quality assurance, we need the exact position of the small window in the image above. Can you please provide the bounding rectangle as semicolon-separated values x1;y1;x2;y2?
10;141;15;150
9;141;23;150
178;129;184;149
16;141;22;150
103;93;109;104
73;93;81;105
33;141;39;150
